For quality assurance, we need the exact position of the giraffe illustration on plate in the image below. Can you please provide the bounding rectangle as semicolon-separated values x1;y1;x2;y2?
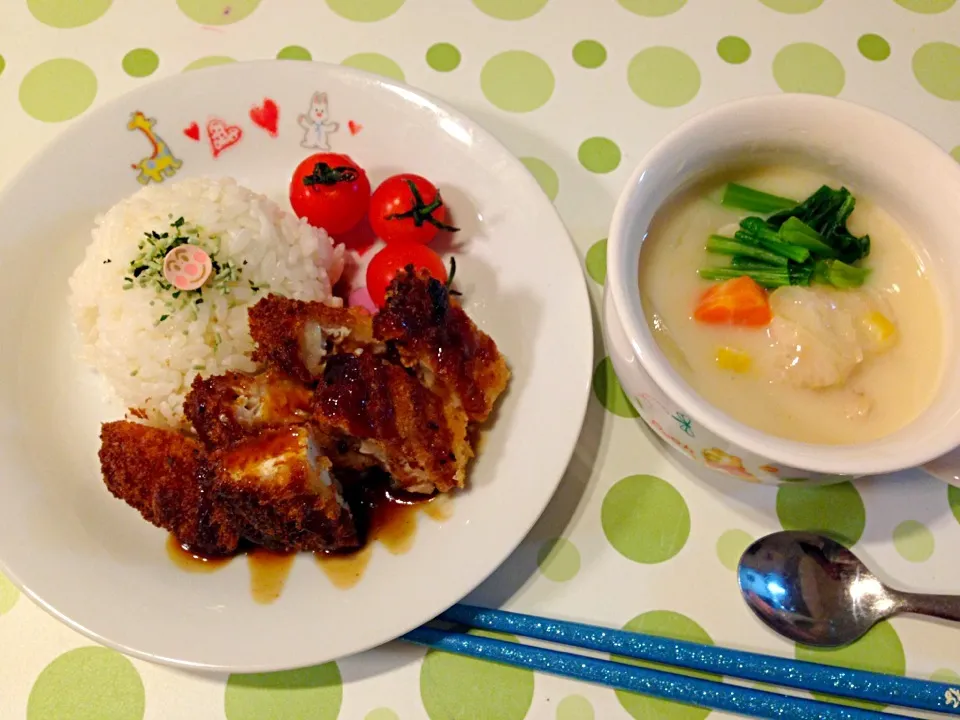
128;111;182;185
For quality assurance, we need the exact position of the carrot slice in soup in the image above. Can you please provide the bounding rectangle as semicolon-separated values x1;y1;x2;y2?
693;276;772;327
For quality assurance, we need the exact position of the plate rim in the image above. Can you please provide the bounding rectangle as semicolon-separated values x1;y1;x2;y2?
0;59;595;671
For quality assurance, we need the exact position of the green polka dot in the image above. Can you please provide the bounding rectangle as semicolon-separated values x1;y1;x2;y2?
616;611;713;720
421;630;534;720
326;0;404;21
0;571;19;614
718;36;751;64
716;529;753;571
773;42;845;96
892;520;934;562
27;647;145;720
27;0;111;27
278;45;312;61
225;663;342;720
951;146;960;163
759;0;823;11
557;695;594;720
19;59;97;123
537;538;581;581
366;710;400;720
948;485;960;524
342;53;405;82
183;56;236;72
573;40;607;69
602;474;690;564
895;0;955;11
617;0;686;16
585;239;607;284
520;157;559;201
578;137;621;174
913;42;960;100
932;668;960;683
592;357;638;417
177;0;260;24
776;482;866;546
122;49;159;78
628;47;700;107
858;34;891;61
481;51;555;112
796;622;904;710
472;0;548;19
0;55;5;77
426;43;461;72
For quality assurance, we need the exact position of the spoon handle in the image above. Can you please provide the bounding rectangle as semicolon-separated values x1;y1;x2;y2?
897;592;960;622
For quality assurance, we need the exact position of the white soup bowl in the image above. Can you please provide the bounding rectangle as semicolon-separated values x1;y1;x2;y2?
604;94;960;487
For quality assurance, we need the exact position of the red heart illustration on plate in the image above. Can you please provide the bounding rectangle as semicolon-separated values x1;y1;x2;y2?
206;118;243;158
348;120;363;136
249;99;279;137
183;122;200;141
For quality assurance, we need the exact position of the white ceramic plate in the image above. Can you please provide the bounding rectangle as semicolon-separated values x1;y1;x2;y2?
0;61;592;671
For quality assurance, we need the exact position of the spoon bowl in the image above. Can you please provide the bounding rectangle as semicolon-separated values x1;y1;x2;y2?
738;531;960;647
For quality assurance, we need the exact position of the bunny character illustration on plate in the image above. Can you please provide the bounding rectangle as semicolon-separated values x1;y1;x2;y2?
298;92;339;150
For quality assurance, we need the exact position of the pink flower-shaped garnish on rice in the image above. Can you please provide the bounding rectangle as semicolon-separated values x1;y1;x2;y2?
163;245;212;291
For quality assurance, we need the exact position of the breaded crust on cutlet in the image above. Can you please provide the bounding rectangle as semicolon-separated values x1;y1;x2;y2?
213;426;359;553
316;352;471;494
99;421;241;555
373;267;510;423
248;294;374;384
184;369;313;450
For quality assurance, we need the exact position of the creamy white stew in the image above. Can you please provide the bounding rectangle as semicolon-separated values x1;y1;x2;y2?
638;166;943;445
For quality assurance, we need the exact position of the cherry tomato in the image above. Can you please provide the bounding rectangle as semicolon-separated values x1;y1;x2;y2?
366;242;448;307
290;153;371;236
369;173;459;245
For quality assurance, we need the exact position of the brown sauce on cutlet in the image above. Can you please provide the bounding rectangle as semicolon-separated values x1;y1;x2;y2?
423;493;454;522
315;477;454;588
220;426;303;468
315;545;373;589
165;535;233;573
166;471;454;595
248;549;296;604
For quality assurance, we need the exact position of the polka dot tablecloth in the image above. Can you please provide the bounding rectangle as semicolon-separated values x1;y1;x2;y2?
2;1;960;718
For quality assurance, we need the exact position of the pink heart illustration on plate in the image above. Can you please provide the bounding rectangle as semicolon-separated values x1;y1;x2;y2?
206;118;243;158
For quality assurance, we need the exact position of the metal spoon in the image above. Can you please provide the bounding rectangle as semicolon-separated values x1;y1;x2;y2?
737;530;960;647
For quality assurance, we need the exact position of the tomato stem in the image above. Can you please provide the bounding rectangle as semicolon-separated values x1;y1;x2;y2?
386;179;461;232
446;257;462;295
302;162;359;187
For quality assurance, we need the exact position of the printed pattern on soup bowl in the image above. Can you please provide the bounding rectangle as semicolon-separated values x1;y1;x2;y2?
605;94;960;488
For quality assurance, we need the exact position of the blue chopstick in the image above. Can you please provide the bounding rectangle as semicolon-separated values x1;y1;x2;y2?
403;626;909;720
416;604;960;717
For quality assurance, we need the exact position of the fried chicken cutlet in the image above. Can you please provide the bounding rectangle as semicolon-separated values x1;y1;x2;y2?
373;268;510;423
248;296;376;384
99;421;241;555
184;368;313;449
99;421;359;554
214;425;359;553
316;352;471;494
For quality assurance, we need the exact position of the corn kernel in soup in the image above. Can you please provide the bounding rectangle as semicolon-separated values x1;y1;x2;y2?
637;166;943;445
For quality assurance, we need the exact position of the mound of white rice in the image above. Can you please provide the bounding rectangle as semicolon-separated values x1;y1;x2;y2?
69;176;344;427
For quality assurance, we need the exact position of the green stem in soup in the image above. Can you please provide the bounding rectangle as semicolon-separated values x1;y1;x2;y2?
698;266;793;288
729;258;813;286
706;235;789;266
721;183;797;214
822;259;871;289
778;217;838;257
735;222;811;264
